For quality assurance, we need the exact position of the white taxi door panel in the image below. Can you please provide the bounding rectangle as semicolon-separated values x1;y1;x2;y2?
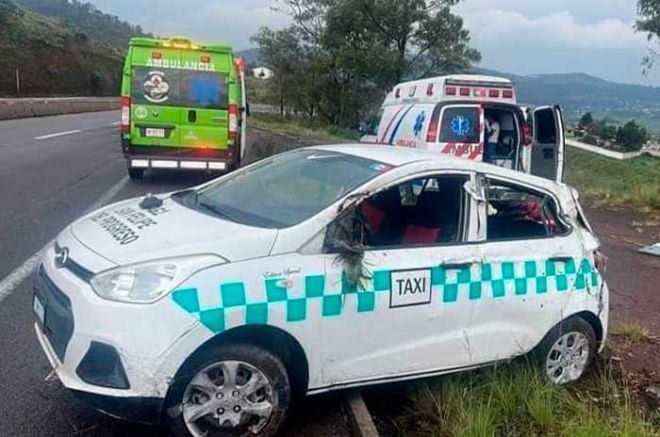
530;106;565;182
320;244;481;385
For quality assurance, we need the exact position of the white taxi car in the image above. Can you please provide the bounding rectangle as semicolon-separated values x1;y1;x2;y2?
34;144;609;436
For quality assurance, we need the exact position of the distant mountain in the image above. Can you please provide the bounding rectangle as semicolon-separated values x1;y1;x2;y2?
468;68;660;129
0;0;144;96
242;46;660;130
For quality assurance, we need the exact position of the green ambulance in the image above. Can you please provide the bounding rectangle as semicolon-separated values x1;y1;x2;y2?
120;37;247;179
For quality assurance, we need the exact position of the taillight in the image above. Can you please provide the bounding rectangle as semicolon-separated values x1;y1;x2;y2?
426;106;441;143
228;104;239;141
121;96;130;134
522;122;532;145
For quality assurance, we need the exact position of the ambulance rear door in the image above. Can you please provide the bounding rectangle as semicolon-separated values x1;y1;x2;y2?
530;106;565;182
427;103;485;161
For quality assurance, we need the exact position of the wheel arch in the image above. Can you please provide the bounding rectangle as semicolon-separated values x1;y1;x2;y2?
167;324;310;402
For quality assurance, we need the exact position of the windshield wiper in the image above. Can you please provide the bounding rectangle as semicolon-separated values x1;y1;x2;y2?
197;197;235;222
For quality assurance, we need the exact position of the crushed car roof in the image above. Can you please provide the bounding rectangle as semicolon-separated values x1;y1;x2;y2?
310;143;566;191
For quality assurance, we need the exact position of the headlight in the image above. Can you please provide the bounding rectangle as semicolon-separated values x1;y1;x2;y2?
90;255;226;304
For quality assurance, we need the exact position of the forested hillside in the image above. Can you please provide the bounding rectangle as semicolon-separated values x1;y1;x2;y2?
0;0;144;96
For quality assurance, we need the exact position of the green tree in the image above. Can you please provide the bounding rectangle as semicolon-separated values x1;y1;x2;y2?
261;0;480;126
578;112;594;128
636;0;660;70
0;0;22;24
616;120;649;151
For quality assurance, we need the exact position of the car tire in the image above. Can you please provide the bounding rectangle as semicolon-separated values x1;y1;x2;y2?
128;167;145;180
165;343;290;437
534;316;597;385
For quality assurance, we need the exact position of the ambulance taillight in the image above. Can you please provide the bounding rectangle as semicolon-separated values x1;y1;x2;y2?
522;122;532;145
426;106;441;143
228;104;239;141
121;97;131;134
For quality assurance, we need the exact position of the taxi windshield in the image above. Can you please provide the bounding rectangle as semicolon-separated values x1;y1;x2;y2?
179;150;391;228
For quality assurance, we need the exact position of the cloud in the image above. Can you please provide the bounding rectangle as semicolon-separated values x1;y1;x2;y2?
91;0;290;49
462;10;644;51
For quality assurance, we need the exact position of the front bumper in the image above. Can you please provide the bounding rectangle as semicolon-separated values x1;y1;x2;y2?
32;238;207;422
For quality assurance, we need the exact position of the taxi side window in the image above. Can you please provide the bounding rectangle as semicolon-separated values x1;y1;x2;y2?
485;180;567;240
325;175;469;251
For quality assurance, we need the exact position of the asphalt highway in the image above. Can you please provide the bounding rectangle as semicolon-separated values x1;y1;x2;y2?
0;111;347;436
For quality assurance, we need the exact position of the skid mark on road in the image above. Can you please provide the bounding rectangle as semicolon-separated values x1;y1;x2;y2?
35;130;83;140
0;176;129;303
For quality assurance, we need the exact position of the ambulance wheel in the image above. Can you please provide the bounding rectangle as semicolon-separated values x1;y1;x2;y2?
166;343;290;437
534;316;596;385
128;167;145;180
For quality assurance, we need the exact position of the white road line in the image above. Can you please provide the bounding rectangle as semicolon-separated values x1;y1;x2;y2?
110;121;121;126
35;130;82;140
0;176;130;303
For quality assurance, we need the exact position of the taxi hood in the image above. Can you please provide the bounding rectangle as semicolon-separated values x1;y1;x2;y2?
70;196;278;267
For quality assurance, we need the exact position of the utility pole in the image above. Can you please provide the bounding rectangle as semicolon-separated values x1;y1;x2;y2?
15;68;20;97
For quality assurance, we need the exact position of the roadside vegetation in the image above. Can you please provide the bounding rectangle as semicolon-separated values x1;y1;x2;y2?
387;359;658;436
612;321;653;343
572;112;650;152
250;113;361;142
565;147;660;214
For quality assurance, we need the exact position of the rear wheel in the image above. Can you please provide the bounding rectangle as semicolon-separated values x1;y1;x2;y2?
535;316;597;384
166;343;290;437
128;167;145;180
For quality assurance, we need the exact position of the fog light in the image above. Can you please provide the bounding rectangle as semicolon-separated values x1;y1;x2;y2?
76;342;130;389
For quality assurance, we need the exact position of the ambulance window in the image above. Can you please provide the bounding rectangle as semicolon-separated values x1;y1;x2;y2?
484;180;567;241
179;72;229;110
535;109;558;144
131;67;179;106
439;107;480;144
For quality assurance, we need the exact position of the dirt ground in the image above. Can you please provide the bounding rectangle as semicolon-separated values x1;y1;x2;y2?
247;127;660;408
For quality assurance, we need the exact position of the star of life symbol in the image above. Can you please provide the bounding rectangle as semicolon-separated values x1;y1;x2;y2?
413;111;426;138
451;115;471;137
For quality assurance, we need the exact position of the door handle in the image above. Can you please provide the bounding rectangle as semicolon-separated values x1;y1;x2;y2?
549;256;573;263
440;262;475;270
188;110;197;123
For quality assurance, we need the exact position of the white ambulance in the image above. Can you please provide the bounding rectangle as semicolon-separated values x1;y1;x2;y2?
363;75;566;182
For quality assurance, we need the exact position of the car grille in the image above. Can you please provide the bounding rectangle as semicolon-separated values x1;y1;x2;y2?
34;267;74;362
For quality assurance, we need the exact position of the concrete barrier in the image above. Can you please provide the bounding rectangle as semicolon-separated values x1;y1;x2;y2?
0;97;119;120
566;139;652;160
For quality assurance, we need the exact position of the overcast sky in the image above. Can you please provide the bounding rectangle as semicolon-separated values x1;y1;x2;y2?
90;0;660;86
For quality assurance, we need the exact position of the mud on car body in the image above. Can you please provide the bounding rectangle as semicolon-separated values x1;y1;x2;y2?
34;145;609;436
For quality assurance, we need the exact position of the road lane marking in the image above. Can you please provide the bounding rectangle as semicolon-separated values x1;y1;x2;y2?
0;176;129;303
35;130;82;140
110;121;121;126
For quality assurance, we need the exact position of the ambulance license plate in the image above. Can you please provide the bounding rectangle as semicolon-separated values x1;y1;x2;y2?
33;294;45;325
145;128;166;138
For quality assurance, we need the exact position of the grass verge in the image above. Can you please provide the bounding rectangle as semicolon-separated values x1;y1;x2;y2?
565;147;660;214
612;321;652;343
250;114;361;142
389;359;658;436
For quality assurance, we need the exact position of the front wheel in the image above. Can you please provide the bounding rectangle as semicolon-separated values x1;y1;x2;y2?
534;316;597;385
166;343;290;437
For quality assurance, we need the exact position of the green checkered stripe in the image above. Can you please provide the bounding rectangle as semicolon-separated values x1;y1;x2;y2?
172;257;599;334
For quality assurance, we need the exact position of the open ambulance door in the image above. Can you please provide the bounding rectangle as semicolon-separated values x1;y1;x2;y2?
529;106;565;182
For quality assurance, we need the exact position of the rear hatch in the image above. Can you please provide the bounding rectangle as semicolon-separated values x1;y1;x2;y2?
128;45;232;150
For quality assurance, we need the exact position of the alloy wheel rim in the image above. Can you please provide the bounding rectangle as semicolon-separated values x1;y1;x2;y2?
182;360;275;436
545;331;590;384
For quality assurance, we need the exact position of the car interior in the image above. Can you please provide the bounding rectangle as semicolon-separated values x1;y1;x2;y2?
352;176;467;248
485;180;567;240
